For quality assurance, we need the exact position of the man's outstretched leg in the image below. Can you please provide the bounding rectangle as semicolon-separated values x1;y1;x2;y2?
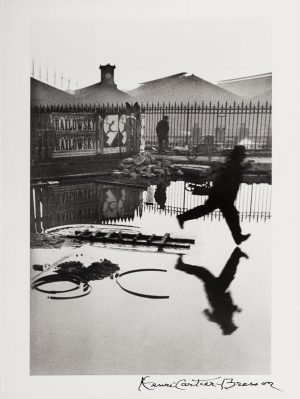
221;203;251;245
177;198;217;229
217;247;248;292
175;255;215;284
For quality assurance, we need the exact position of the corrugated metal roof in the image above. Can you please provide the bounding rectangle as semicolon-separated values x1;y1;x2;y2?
74;82;136;104
31;78;136;106
218;73;272;101
139;73;187;85
128;73;243;104
218;72;272;84
31;78;75;106
250;88;272;103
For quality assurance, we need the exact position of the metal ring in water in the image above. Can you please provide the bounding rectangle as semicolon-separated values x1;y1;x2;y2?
31;273;92;300
116;268;169;299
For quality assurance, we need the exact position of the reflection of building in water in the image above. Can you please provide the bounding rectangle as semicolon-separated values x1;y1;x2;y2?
142;181;272;221
31;180;271;233
31;182;143;233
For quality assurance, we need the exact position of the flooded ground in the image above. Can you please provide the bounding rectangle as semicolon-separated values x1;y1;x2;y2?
30;180;271;375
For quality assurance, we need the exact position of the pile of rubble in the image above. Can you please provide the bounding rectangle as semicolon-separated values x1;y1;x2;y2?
112;151;183;180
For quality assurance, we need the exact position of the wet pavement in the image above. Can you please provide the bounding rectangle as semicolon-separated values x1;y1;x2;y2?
30;180;271;375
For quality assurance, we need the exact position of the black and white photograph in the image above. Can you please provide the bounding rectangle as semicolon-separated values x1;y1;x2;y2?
1;0;300;398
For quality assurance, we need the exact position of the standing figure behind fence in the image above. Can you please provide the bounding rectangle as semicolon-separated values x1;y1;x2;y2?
156;116;169;154
177;145;251;245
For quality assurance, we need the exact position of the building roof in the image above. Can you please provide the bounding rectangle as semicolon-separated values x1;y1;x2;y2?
250;88;272;103
74;82;136;104
31;78;75;106
139;72;187;85
218;72;272;84
218;73;272;101
128;73;243;104
31;78;136;106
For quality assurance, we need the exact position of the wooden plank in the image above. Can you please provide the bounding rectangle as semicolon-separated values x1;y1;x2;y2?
160;233;170;244
173;164;211;170
147;234;156;243
79;230;93;237
66;234;191;249
65;228;195;249
70;229;195;245
94;230;105;238
118;231;123;241
111;232;194;244
95;180;148;189
131;232;142;244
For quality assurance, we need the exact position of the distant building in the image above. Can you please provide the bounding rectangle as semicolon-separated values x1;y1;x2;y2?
218;73;272;103
250;88;272;103
31;64;136;106
127;73;243;104
31;78;75;106
73;64;136;104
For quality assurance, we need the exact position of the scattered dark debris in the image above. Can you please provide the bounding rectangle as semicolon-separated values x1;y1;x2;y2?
32;264;44;271
55;258;120;281
31;233;81;249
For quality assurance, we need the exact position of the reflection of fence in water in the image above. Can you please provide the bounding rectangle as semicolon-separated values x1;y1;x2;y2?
144;181;272;221
31;181;272;235
31;183;144;233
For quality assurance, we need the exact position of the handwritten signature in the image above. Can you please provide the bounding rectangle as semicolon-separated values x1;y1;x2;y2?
138;376;282;392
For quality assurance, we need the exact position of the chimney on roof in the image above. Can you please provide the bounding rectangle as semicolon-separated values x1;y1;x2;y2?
99;64;117;87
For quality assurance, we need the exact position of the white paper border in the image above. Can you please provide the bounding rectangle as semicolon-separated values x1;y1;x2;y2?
2;0;300;398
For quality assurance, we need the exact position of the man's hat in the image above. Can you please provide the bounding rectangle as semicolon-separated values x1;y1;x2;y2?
232;145;246;155
231;145;246;158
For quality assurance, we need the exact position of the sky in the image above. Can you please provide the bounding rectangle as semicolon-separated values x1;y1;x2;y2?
31;18;271;91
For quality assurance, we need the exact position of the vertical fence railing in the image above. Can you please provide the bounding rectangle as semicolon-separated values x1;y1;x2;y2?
142;181;272;221
142;101;272;154
31;102;272;163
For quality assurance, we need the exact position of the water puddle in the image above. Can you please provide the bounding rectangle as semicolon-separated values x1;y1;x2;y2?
30;179;271;375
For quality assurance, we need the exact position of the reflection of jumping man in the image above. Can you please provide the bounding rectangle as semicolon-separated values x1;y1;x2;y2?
175;247;248;335
177;145;250;245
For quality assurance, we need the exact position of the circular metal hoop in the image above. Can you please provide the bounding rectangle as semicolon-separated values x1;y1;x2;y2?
31;273;92;300
116;268;169;299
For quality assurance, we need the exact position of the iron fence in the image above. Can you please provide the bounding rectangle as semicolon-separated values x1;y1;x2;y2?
31;101;272;163
142;101;272;154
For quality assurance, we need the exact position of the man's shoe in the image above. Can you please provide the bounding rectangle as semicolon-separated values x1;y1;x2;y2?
234;247;249;259
176;215;184;229
175;254;184;269
235;233;251;245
